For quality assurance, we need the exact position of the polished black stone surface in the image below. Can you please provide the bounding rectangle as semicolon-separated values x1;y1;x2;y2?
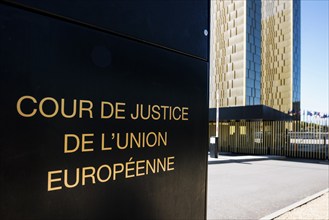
6;0;209;60
0;2;208;219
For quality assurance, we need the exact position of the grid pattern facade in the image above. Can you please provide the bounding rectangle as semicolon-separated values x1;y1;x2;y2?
209;0;246;108
261;0;295;113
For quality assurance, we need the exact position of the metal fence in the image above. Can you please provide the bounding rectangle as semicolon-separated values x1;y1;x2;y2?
209;120;329;160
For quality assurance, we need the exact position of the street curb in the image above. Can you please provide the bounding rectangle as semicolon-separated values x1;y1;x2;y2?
259;188;329;220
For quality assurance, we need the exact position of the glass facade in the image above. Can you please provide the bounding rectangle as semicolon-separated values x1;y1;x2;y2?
293;0;301;115
246;0;261;106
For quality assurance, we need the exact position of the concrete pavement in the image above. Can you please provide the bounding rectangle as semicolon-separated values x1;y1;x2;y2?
207;154;329;220
274;191;329;220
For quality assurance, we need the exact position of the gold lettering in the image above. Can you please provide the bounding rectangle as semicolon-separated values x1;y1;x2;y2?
130;132;141;148
101;101;114;119
140;104;151;120
79;100;93;118
113;163;124;180
172;107;181;120
64;134;80;153
115;102;126;119
136;160;145;176
158;132;167;146
101;133;112;151
160;105;169;120
16;95;37;117
167;156;175;171
39;97;59;118
157;158;166;172
64;168;79;188
142;132;145;147
61;99;77;118
82;133;94;152
82;166;96;185
146;132;157;147
48;170;62;191
96;165;112;182
130;104;139;120
182;107;189;120
151;105;161;120
169;106;172;120
125;159;135;179
146;159;156;174
116;133;128;150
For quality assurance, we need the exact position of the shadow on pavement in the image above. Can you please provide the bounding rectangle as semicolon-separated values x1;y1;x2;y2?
208;157;270;165
208;152;329;166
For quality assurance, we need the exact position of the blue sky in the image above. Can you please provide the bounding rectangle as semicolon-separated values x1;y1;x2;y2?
301;0;329;114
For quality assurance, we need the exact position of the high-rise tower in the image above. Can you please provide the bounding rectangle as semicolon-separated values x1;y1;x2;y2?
210;0;300;115
210;0;261;108
261;0;301;114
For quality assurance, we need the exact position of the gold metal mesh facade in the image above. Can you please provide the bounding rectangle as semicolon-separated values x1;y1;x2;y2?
210;0;246;108
261;0;293;113
209;121;328;160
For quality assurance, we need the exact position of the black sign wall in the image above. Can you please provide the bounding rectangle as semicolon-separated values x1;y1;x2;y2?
0;1;209;219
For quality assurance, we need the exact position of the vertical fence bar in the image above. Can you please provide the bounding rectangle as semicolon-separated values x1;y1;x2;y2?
252;121;255;154
291;121;294;158
306;121;308;159
244;121;246;154
240;121;242;154
318;119;323;160
235;121;237;153
228;121;231;153
317;120;320;159
228;122;230;153
273;121;276;155
249;121;251;154
301;121;304;159
236;121;239;153
262;122;266;154
314;120;316;159
263;121;266;155
278;121;282;156
301;121;307;158
262;121;264;155
239;121;242;153
306;121;309;159
270;121;275;155
219;122;222;152
288;121;291;157
309;121;312;159
310;120;314;159
256;121;258;154
258;121;260;155
317;120;319;159
295;120;298;158
241;121;243;153
280;121;282;156
296;121;298;158
246;121;249;154
274;121;277;155
315;121;318;159
276;121;278;155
